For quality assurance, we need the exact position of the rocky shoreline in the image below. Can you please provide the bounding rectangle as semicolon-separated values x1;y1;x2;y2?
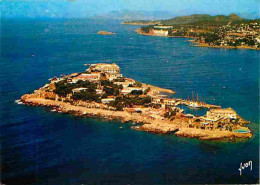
20;94;253;141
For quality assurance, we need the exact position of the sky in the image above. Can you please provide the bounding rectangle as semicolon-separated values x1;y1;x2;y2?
1;0;260;19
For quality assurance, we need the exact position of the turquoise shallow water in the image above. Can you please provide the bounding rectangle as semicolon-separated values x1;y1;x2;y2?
1;19;259;184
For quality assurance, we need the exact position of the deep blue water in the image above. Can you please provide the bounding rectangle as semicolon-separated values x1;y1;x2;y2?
1;19;259;185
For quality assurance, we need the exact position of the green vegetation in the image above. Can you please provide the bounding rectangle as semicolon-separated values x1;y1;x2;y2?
101;80;123;96
131;90;143;95
54;80;97;97
144;87;150;95
140;25;153;33
54;80;75;97
109;95;152;110
71;91;100;102
198;32;221;43
139;14;257;26
133;81;142;87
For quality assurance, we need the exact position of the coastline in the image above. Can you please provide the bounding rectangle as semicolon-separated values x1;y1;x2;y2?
141;83;175;94
121;22;160;26
191;42;260;50
20;94;252;141
136;28;260;50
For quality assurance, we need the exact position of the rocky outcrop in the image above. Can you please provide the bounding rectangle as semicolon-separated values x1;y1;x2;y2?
174;128;252;140
97;31;116;35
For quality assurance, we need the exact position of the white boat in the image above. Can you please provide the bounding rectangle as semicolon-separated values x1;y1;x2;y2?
15;99;23;105
188;101;201;108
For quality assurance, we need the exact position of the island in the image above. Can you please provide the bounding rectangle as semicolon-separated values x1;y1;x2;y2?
19;63;252;141
97;31;116;35
123;14;260;50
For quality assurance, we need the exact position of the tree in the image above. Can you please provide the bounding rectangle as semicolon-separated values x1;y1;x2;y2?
144;87;151;95
54;80;76;97
101;93;108;99
72;91;100;102
131;90;143;95
134;81;142;87
247;39;255;46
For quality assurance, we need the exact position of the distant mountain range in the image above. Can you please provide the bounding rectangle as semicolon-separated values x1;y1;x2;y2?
93;10;259;21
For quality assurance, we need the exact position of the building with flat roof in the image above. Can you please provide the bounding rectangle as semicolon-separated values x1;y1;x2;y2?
121;87;144;95
152;29;169;36
73;73;100;82
72;88;88;94
206;108;237;119
101;98;115;104
87;63;120;74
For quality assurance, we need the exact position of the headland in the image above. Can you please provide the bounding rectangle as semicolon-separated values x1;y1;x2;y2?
19;63;252;141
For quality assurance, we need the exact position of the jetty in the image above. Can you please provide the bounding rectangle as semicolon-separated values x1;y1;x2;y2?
176;100;221;109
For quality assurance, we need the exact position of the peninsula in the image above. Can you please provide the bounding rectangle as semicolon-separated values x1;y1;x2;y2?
20;63;252;141
123;14;260;50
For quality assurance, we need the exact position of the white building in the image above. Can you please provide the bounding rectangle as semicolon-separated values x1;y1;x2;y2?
72;88;88;94
87;63;120;74
163;99;176;106
114;81;135;88
206;108;237;119
101;98;115;104
96;89;103;94
121;87;144;95
107;73;123;81
153;29;169;36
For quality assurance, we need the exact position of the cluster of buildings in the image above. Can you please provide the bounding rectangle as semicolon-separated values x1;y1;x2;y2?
48;63;147;103
148;91;243;131
47;63;246;132
145;21;260;48
203;22;260;48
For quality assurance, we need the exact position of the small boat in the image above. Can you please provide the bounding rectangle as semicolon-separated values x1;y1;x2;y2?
119;126;123;129
188;101;201;108
15;99;23;105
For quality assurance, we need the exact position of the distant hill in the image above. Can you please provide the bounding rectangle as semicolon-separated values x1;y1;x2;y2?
161;13;244;25
93;10;176;20
124;13;260;26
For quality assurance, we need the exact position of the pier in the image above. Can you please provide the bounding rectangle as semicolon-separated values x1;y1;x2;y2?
175;100;221;109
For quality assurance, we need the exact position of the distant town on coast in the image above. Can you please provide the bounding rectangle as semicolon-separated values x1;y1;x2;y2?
122;13;260;50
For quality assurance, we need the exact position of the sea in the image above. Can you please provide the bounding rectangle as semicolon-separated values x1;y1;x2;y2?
1;19;259;185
